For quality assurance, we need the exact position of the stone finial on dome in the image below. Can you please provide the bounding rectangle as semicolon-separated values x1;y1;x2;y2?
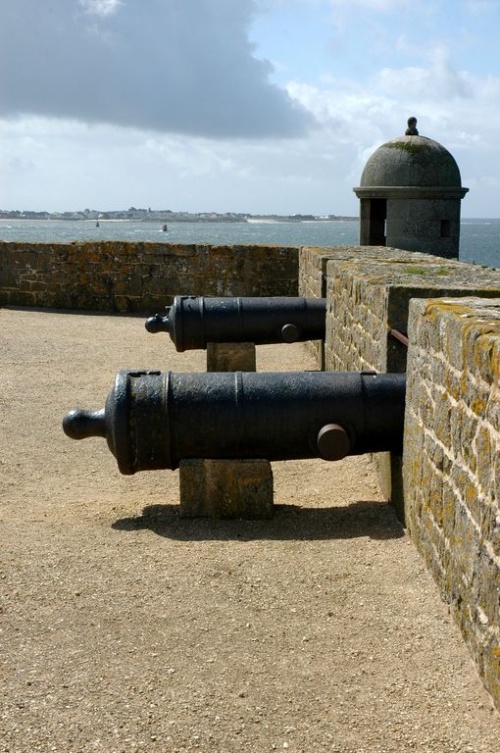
405;116;419;135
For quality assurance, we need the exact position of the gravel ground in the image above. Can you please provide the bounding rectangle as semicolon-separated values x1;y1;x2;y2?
1;306;500;753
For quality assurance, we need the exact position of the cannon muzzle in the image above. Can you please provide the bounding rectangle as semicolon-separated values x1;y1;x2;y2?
63;370;406;475
145;296;327;351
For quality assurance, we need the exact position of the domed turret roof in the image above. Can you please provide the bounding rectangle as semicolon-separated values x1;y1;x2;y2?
359;118;463;188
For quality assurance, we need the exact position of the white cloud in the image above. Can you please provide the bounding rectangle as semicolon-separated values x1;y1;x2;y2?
0;114;359;214
281;37;500;212
329;0;411;9
2;0;500;217
463;0;497;11
285;42;486;137
79;0;122;17
376;46;473;102
0;0;312;138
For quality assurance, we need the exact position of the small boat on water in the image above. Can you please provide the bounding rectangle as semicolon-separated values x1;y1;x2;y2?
162;224;168;232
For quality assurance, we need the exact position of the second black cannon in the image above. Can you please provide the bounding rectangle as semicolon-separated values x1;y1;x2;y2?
145;295;327;351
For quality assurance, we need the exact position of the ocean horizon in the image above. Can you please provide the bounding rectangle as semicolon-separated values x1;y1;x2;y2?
1;217;499;269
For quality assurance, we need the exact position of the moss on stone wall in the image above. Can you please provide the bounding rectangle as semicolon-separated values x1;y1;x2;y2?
404;296;500;712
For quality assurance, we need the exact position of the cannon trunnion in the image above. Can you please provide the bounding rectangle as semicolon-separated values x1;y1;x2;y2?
63;370;406;475
145;295;327;351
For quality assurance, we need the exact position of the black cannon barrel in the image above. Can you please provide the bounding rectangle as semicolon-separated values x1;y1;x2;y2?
145;295;327;351
63;370;406;475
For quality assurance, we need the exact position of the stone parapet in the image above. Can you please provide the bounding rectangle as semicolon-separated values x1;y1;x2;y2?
324;256;499;374
298;245;455;367
0;241;299;313
323;254;500;513
298;244;440;301
403;297;500;711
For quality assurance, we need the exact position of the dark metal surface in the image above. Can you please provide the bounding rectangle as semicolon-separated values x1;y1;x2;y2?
63;370;406;475
145;295;327;351
390;329;409;347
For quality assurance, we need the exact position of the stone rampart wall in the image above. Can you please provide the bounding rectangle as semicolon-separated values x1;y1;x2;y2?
0;242;299;313
299;245;460;367
312;251;500;710
323;254;500;516
325;256;499;373
403;297;500;711
298;245;440;301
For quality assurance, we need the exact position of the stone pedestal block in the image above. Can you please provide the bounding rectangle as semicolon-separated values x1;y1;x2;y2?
182;340;273;519
206;342;256;371
179;459;274;519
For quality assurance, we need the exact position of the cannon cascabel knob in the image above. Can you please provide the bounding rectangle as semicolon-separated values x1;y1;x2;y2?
145;310;171;334
62;408;107;440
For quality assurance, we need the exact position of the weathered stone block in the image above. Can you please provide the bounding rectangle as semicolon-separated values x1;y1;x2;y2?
206;342;256;372
179;459;274;519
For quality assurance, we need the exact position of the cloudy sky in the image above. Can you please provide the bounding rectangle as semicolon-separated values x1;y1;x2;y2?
1;0;500;216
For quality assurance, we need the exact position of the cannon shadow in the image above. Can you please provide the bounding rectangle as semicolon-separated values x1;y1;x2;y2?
112;500;404;541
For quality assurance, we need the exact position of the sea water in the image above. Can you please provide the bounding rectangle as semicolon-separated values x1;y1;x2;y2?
0;217;499;269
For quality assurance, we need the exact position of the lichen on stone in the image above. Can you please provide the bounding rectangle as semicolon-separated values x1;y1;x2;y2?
384;140;428;155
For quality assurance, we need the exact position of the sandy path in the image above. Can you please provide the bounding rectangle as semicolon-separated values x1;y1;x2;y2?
1;307;499;752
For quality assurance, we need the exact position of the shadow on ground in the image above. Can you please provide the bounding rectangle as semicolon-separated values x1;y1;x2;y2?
112;500;404;541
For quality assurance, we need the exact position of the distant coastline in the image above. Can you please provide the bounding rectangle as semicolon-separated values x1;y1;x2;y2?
0;208;357;223
0;214;498;269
